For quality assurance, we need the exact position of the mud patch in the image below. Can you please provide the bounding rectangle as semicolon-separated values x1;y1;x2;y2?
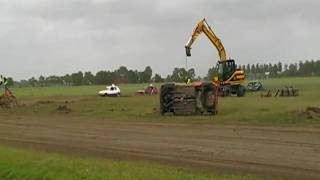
56;105;72;114
301;106;320;119
153;107;158;112
0;95;18;108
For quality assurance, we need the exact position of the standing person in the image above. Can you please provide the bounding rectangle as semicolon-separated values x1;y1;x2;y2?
0;75;8;86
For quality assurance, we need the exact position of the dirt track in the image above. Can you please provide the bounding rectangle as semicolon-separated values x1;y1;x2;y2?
0;116;319;179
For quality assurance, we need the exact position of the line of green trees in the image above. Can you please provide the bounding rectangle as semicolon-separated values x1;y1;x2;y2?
208;60;320;80
7;60;320;87
15;66;197;87
17;66;154;87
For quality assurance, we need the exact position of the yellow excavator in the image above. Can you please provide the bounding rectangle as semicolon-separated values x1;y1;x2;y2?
185;18;246;96
160;19;222;115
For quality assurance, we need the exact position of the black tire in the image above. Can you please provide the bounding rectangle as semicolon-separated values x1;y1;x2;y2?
220;86;230;97
237;85;246;97
160;83;175;115
197;82;217;114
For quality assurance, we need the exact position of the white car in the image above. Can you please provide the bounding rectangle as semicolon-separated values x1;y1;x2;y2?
98;84;121;97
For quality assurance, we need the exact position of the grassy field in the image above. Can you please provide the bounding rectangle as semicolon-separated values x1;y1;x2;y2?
1;77;319;126
0;145;258;180
0;77;318;180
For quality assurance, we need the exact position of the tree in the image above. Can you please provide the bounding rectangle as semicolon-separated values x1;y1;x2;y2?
18;80;29;87
187;68;195;80
114;66;129;83
83;72;95;85
62;74;72;86
255;64;260;74
70;71;84;86
165;75;172;82
139;66;152;83
171;68;188;82
95;71;113;85
28;77;38;87
263;64;269;74
287;63;298;76
251;64;256;74
241;65;246;72
277;62;282;73
46;76;63;86
127;70;139;83
246;64;251;74
284;64;288;72
38;76;46;86
207;66;218;80
6;77;14;87
153;74;164;83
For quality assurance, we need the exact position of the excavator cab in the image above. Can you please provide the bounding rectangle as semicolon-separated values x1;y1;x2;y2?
217;59;236;82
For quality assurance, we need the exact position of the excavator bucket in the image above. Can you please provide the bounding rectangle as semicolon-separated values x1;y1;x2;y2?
185;46;191;56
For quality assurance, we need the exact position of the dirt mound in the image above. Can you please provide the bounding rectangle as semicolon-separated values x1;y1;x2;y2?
0;95;18;108
56;105;72;114
302;106;320;119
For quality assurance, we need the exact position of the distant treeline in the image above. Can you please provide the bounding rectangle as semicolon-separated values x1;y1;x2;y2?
10;66;197;87
17;66;154;87
7;60;320;87
208;60;320;80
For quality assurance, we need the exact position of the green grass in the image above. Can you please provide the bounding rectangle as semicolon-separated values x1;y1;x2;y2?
0;145;258;180
1;77;320;126
11;83;152;99
0;78;315;179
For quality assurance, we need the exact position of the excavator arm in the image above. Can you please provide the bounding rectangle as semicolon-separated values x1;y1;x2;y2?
185;18;226;61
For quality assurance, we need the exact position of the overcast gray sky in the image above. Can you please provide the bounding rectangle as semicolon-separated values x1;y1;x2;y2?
0;0;319;80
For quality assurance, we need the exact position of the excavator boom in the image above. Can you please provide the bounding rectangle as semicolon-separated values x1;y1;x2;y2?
185;18;226;61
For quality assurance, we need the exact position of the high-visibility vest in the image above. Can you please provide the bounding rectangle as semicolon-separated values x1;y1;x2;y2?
0;75;8;86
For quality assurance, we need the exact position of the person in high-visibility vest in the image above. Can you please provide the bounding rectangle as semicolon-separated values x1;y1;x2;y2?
0;75;13;97
184;78;191;85
0;75;8;86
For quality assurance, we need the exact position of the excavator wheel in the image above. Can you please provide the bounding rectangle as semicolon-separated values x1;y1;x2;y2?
236;85;246;97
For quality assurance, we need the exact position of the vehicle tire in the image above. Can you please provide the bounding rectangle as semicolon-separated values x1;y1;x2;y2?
160;83;175;115
220;86;230;97
237;85;246;97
